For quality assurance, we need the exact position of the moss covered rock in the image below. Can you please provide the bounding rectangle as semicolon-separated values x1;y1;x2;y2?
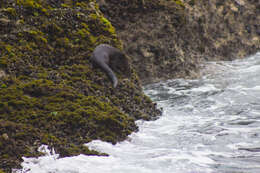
0;0;161;172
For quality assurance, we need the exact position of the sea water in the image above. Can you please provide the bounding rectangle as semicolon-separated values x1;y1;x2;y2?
16;52;260;173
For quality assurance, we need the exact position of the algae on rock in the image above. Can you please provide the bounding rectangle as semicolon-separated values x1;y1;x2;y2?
0;0;161;172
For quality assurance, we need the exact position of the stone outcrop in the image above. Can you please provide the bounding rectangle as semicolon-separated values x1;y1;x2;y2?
101;0;260;84
0;0;259;172
0;1;160;172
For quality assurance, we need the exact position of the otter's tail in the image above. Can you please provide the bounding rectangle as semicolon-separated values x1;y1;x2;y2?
98;62;118;88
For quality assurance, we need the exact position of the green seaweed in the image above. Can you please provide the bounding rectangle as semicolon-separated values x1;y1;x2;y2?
26;30;48;44
17;0;48;14
173;0;185;8
4;7;16;16
0;0;160;172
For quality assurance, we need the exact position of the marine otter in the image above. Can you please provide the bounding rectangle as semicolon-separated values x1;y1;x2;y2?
91;44;130;88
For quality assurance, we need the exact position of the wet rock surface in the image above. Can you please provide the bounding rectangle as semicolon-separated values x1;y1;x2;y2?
101;0;260;84
0;1;160;172
0;0;259;172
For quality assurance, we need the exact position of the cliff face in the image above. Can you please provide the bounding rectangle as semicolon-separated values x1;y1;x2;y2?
0;0;160;172
101;0;260;84
184;0;260;59
0;0;259;172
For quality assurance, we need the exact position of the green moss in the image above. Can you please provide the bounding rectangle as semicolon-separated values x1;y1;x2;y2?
76;2;88;8
56;37;72;48
17;0;49;15
26;30;48;44
25;42;35;51
76;28;97;45
41;134;60;145
4;45;13;53
61;3;71;8
0;57;8;68
0;84;7;89
75;1;98;10
77;28;90;38
33;11;39;16
0;0;160;171
4;7;16;16
81;22;89;29
173;0;185;8
89;14;116;35
62;0;74;7
134;96;142;104
22;79;56;96
101;16;116;34
17;0;41;8
61;143;105;157
42;22;63;36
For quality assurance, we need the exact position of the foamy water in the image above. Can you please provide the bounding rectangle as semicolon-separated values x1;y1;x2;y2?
15;52;260;173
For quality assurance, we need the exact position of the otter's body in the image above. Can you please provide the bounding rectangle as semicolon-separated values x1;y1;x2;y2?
91;44;125;88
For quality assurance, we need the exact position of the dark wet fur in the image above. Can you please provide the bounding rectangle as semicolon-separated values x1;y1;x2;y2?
91;44;125;88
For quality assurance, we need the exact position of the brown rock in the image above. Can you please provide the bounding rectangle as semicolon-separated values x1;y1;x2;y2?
2;133;9;140
0;18;10;26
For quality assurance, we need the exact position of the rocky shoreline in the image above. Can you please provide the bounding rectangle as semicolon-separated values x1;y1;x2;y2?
0;0;259;172
101;0;260;84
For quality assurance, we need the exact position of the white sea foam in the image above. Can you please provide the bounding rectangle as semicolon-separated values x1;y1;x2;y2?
16;53;260;173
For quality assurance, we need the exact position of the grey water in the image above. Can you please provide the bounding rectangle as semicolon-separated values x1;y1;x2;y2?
18;52;260;173
142;52;260;173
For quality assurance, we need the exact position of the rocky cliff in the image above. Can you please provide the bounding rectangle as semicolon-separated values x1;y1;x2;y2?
0;0;160;172
101;0;260;84
0;0;259;172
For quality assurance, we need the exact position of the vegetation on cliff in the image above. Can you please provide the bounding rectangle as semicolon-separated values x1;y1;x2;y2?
1;0;259;172
0;0;161;172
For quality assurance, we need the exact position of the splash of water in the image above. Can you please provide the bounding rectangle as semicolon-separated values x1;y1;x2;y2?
16;53;260;173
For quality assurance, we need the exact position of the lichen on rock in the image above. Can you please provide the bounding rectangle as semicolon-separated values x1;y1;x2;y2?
0;0;161;172
2;0;258;172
